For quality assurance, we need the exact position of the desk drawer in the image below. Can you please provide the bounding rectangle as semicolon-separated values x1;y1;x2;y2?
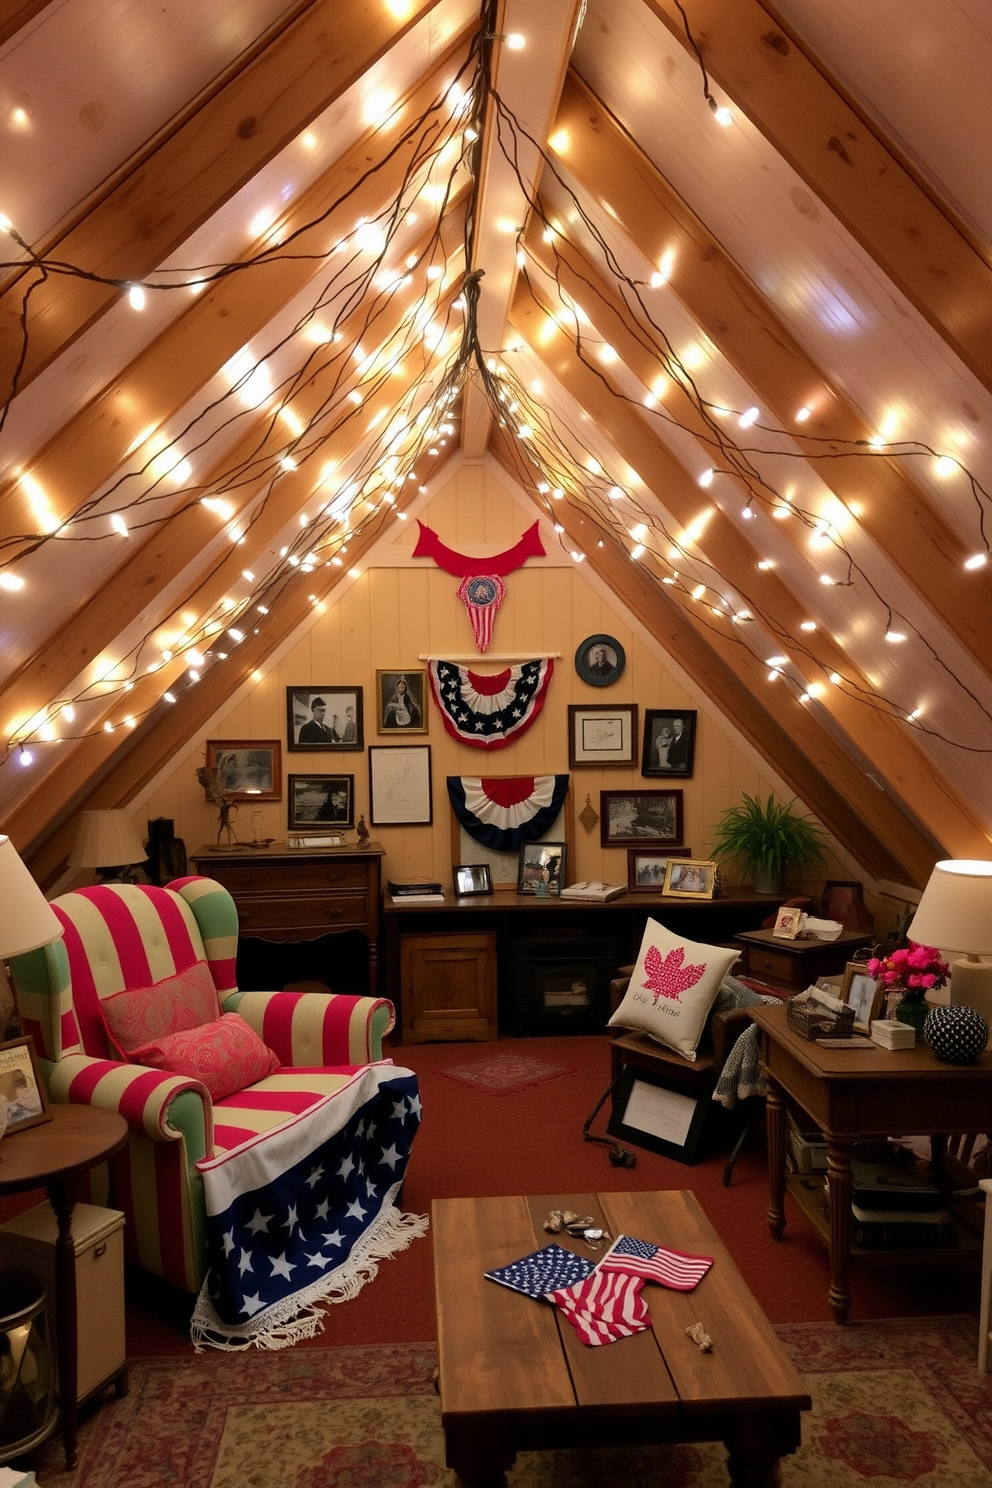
209;861;369;894
235;893;369;933
746;946;796;983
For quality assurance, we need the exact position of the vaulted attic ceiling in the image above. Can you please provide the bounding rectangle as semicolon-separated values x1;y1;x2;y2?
1;0;990;888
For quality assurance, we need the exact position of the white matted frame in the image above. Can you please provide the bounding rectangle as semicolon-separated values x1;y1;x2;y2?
369;746;432;825
568;704;638;768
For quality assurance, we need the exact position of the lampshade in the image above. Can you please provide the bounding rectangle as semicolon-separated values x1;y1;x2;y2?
908;860;992;1029
907;860;992;953
69;810;146;871
0;835;63;959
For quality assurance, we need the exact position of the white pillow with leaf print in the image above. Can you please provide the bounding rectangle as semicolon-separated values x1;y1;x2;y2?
608;918;739;1060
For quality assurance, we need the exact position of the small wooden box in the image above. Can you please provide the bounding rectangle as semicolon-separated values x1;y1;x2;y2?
0;1203;126;1404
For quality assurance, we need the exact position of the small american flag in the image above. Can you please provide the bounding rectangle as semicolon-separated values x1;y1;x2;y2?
599;1233;714;1291
550;1269;650;1346
485;1243;596;1298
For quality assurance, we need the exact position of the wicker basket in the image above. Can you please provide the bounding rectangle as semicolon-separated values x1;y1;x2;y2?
787;998;856;1041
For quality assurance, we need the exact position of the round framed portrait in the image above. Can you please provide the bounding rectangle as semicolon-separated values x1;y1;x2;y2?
575;634;626;687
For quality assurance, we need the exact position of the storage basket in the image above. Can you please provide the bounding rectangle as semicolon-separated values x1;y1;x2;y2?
787;998;856;1041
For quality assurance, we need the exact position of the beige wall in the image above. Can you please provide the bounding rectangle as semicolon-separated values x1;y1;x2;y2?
136;462;857;901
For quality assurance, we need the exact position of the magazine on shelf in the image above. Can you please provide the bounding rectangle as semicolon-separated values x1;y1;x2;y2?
559;881;626;902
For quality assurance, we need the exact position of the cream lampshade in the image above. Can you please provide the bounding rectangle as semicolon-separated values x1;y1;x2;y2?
0;834;63;959
907;859;992;1026
69;810;146;883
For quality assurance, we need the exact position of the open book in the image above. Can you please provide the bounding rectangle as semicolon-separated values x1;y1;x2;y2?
559;881;626;902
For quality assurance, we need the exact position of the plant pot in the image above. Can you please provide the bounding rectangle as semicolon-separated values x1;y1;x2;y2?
893;990;930;1034
752;866;783;895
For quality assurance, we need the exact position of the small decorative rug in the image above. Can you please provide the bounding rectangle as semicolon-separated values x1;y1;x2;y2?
30;1317;992;1487
434;1051;577;1096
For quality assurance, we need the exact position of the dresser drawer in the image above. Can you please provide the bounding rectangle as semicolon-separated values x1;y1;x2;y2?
234;893;369;934
746;946;796;983
207;860;370;895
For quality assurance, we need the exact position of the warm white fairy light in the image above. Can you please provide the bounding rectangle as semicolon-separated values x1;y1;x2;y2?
884;627;907;643
795;406;811;423
829;672;842;685
800;620;817;632
765;656;788;667
908;707;923;720
739;406;760;428
0;572;24;591
934;455;957;478
127;285;146;311
110;513;129;537
964;553;987;570
698;468;714;488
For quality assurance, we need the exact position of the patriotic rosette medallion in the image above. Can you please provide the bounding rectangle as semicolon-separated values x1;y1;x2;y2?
428;657;554;750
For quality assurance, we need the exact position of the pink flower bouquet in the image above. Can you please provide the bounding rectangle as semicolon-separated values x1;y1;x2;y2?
866;941;950;993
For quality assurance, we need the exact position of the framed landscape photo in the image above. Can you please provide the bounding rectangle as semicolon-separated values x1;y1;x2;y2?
287;774;354;831
574;634;625;687
600;790;683;848
641;710;696;777
369;745;432;825
287;687;364;751
0;1035;51;1135
377;670;427;734
206;740;281;800
454;863;493;897
663;858;717;899
627;846;693;893
842;962;883;1031
568;703;638;768
517;841;567;896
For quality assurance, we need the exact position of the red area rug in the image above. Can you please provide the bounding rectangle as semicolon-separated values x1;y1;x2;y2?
434;1049;577;1096
30;1318;992;1486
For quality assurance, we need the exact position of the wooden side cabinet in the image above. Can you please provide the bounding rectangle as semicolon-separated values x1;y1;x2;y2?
400;932;498;1043
734;929;874;991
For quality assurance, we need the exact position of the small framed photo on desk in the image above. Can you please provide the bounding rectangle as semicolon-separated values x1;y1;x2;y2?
0;1036;51;1134
454;863;493;897
841;963;883;1032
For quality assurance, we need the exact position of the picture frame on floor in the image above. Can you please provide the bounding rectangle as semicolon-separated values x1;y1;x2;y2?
607;1064;710;1165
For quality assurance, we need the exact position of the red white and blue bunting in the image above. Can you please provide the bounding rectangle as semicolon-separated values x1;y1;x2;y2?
427;657;554;750
447;775;570;852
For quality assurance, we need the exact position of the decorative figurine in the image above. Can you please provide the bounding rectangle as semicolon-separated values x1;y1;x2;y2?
356;814;370;848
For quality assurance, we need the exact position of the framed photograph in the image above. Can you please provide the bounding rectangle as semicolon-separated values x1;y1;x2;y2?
607;1064;711;1165
841;962;884;1031
369;745;432;825
663;858;717;898
377;669;427;734
450;776;574;892
600;790;683;848
205;740;281;801
454;863;493;897
641;710;696;777
773;905;805;939
286;687;364;751
517;841;567;896
287;774;354;831
574;634;626;687
0;1036;51;1135
568;704;638;768
627;846;693;893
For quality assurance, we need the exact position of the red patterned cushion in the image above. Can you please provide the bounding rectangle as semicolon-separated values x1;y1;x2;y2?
130;1013;280;1100
100;961;219;1058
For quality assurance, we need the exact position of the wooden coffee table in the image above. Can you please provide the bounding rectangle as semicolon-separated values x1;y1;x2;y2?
433;1189;810;1487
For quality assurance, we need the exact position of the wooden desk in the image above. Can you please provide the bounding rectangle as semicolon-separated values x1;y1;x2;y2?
734;928;873;990
751;1003;992;1323
433;1190;810;1487
191;841;384;996
0;1105;128;1469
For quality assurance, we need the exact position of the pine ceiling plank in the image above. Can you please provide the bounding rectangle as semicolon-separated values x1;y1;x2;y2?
551;72;989;680
15;447;460;882
0;0;49;50
0;44;470;552
0;0;450;393
491;427;933;887
0;266;464;762
640;0;992;396
509;282;979;869
460;0;584;456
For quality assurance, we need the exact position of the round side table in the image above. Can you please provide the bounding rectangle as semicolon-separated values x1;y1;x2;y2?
0;1104;127;1470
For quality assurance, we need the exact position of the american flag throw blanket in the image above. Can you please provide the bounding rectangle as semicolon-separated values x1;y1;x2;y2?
191;1064;425;1350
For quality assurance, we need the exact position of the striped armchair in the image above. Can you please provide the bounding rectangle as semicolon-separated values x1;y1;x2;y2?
8;877;399;1294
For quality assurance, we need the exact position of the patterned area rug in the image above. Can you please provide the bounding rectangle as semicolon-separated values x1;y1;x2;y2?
434;1051;577;1096
29;1317;992;1486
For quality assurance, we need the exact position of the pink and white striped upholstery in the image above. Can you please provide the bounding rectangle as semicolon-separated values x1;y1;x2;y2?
8;878;398;1294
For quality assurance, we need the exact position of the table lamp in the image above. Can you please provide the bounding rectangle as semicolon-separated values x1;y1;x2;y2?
0;835;63;961
907;859;992;1024
68;810;146;883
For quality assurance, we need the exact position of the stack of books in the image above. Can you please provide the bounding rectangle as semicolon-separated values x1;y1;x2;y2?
870;1019;916;1049
846;1155;955;1250
387;876;444;903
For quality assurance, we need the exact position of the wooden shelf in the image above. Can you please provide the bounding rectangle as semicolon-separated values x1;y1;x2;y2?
787;1173;982;1266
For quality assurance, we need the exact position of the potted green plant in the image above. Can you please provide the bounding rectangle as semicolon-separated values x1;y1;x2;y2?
709;792;828;894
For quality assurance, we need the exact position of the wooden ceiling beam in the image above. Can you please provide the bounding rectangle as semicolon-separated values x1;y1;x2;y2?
491;425;931;887
0;0;50;49
0;0;453;393
550;72;990;679
14;440;460;883
0;273;463;772
641;0;992;396
509;281;974;874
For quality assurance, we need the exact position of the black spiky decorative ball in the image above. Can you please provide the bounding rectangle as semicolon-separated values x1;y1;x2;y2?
923;1004;989;1063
